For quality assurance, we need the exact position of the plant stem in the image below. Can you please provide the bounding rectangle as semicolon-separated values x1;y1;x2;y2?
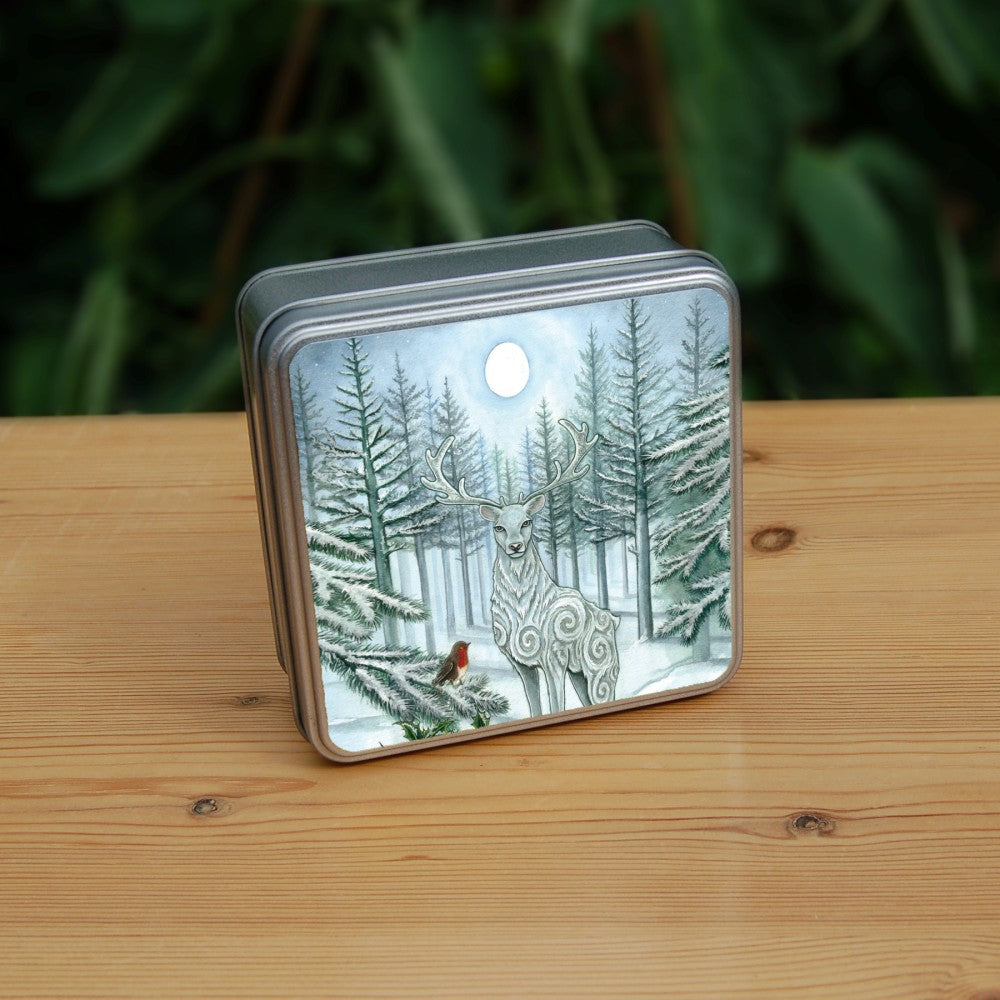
632;8;697;247
196;3;327;334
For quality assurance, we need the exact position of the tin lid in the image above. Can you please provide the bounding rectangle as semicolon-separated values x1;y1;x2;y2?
237;220;681;344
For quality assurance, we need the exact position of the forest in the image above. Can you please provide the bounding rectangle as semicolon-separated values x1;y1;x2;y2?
291;291;733;750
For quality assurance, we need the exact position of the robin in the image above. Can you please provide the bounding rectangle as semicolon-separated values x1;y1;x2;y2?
433;641;470;686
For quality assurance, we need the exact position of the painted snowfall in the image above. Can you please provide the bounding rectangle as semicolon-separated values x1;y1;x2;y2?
290;288;733;752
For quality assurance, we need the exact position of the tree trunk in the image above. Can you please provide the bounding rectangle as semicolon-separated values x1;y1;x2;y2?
454;513;475;628
692;617;712;662
350;340;398;645
476;546;491;622
567;507;580;590
444;445;476;628
393;551;416;645
547;545;560;585
363;453;398;646
596;538;609;609
634;465;654;641
626;297;655;641
440;546;456;635
414;536;435;654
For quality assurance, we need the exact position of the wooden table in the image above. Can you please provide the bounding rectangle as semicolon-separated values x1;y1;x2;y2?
2;399;999;999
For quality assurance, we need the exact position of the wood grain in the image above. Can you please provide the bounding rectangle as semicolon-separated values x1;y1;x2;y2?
1;401;999;999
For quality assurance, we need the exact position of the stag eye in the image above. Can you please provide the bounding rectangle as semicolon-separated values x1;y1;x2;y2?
521;519;531;528
494;525;505;534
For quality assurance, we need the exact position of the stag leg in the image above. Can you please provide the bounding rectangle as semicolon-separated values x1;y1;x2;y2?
568;670;592;707
544;668;565;713
511;660;543;717
543;650;569;714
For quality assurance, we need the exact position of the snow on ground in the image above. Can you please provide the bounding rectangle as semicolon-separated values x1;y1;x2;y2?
324;613;733;754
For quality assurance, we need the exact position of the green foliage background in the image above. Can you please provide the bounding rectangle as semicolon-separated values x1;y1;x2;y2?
2;0;998;415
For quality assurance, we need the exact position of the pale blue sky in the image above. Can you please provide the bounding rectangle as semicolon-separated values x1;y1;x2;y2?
291;287;727;464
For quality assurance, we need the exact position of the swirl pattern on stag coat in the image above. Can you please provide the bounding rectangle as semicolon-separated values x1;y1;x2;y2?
490;538;620;712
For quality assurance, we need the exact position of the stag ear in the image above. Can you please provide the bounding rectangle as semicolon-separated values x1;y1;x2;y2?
525;494;545;515
479;504;501;521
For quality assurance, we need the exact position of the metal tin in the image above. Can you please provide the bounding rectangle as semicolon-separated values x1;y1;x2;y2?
238;221;742;762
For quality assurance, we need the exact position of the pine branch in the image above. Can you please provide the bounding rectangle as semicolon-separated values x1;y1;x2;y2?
656;573;730;643
305;523;370;561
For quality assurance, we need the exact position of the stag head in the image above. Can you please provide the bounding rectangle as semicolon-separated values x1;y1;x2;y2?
479;495;544;559
421;418;597;561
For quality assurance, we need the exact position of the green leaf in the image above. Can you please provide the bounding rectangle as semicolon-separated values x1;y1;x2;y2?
840;135;932;212
937;221;976;362
650;0;832;286
115;0;224;29
405;15;512;232
545;6;616;222
785;142;943;370
371;15;512;241
590;0;644;27
551;0;595;67
395;718;459;740
901;0;999;103
37;22;228;198
828;0;894;55
2;330;63;417
56;266;131;414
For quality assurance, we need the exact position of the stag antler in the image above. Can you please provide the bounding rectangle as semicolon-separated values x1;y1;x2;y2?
421;437;500;508
523;419;597;505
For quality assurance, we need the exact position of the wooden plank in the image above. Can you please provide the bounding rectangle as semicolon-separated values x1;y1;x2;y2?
1;401;999;998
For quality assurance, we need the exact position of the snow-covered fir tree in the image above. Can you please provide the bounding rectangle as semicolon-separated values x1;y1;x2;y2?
531;397;567;584
572;325;612;609
650;346;731;657
306;522;508;726
521;426;536;495
385;353;442;653
558;430;583;589
310;428;356;515
488;445;519;506
434;378;482;628
326;338;438;646
491;443;505;500
472;432;494;621
422;381;461;635
291;366;323;519
502;453;518;501
676;297;719;403
594;298;672;639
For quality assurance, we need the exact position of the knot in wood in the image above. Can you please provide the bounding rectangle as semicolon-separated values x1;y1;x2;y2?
191;797;225;817
751;527;796;553
239;695;262;706
788;812;835;836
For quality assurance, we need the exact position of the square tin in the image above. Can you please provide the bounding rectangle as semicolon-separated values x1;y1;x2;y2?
238;221;742;761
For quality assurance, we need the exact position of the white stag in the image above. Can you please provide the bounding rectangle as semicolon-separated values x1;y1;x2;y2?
422;419;620;716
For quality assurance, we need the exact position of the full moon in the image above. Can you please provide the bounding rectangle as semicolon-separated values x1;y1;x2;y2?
484;342;530;397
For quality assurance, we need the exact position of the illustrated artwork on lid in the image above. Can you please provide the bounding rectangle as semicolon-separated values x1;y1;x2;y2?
289;289;734;753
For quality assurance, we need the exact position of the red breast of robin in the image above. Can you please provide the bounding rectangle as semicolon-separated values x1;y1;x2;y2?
433;640;470;686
